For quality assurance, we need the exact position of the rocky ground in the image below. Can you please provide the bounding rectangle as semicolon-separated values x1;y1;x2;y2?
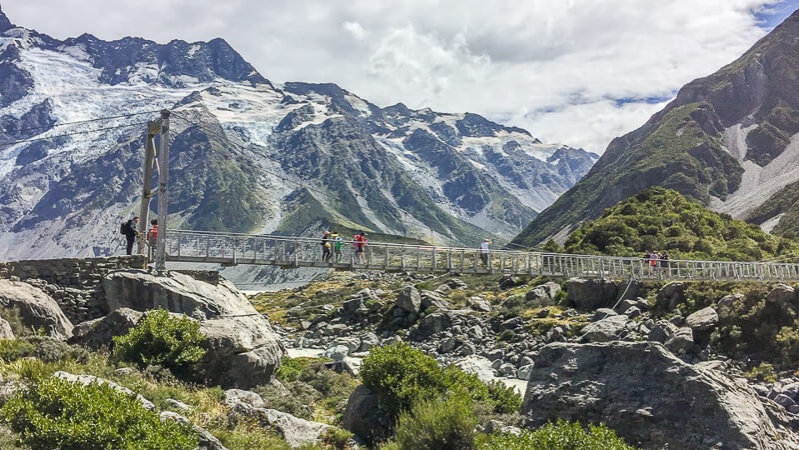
2;265;799;448
253;270;799;449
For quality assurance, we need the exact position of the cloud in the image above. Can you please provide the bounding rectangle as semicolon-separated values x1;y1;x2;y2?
342;21;367;41
4;0;798;153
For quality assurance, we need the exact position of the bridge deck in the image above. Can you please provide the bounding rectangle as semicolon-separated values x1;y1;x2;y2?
156;230;799;282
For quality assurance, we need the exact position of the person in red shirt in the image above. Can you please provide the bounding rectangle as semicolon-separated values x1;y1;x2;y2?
353;231;367;264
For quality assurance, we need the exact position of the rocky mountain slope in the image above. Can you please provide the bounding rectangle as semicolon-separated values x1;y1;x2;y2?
0;4;596;262
512;7;799;248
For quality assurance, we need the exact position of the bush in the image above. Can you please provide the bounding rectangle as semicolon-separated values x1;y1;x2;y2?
112;309;206;376
361;342;447;420
476;419;637;450
387;394;477;450
0;375;197;450
361;343;522;422
0;336;90;364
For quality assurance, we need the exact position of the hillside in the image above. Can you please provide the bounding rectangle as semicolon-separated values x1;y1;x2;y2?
511;8;799;248
558;187;799;262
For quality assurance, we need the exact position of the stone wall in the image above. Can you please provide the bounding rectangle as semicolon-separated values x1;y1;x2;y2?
0;256;146;324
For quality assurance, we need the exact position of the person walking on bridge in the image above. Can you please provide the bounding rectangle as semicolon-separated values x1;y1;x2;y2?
354;231;367;264
321;231;332;262
331;230;343;262
480;239;492;268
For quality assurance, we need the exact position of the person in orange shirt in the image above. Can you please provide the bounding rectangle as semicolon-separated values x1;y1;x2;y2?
147;219;158;246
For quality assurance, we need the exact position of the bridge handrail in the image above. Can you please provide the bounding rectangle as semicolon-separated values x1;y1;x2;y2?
156;229;799;280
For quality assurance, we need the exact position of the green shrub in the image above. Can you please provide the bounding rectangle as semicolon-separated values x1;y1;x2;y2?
361;343;522;422
0;336;90;364
388;394;477;450
361;342;447;420
112;309;206;376
744;362;778;383
476;419;638;450
0;375;197;450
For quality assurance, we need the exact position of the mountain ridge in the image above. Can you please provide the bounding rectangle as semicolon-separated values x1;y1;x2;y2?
0;6;597;262
511;7;799;249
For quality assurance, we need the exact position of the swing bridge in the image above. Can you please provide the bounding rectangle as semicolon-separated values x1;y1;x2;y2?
152;229;799;282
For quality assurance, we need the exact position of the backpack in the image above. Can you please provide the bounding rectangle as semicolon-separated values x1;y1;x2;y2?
120;222;128;235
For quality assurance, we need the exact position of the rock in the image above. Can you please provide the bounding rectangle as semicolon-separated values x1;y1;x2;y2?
161;411;228;450
224;389;266;409
453;355;495;383
53;371;154;410
499;275;522;290
199;318;284;389
592;308;617;321
324;345;350;361
655;282;687;313
396;285;421;314
648;321;679;344
331;336;361;354
581;315;628;343
525;281;561;307
523;342;798;450
164;398;193;412
665;327;695;355
358;332;380;352
624;306;642;319
498;363;516;378
102;270;284;389
0;318;13;339
685;307;719;332
342;385;392;445
467;297;491;312
767;284;797;313
103;270;248;320
565;278;617;310
536;308;550;318
421;290;451;311
262;409;331;448
70;308;143;350
416;311;455;338
0;279;73;339
517;364;535;380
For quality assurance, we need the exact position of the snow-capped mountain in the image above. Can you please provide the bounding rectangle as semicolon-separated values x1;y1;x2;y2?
0;5;597;261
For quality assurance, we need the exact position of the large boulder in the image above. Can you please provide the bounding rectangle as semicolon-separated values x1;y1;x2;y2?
70;308;143;350
580;315;629;343
101;270;284;389
395;285;421;314
525;282;561;307
342;385;392;446
654;281;687;314
565;278;618;310
522;342;799;450
103;270;250;319
0;279;73;339
229;402;332;449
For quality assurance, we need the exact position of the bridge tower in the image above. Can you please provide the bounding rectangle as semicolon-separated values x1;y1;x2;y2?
137;110;171;273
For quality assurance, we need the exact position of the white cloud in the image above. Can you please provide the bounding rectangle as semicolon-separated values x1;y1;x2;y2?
3;0;798;154
342;21;367;41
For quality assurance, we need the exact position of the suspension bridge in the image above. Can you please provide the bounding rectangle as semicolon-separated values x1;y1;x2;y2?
148;229;799;282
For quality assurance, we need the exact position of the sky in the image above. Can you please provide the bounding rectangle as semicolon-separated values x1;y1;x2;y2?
3;1;799;155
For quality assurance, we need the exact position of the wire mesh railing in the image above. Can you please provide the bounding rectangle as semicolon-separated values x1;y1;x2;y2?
154;229;799;281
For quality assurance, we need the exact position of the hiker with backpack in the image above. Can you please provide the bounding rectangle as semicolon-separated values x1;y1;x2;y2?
321;231;332;262
121;216;139;255
331;230;343;262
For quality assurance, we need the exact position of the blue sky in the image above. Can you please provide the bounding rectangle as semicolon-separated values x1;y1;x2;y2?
4;1;799;154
